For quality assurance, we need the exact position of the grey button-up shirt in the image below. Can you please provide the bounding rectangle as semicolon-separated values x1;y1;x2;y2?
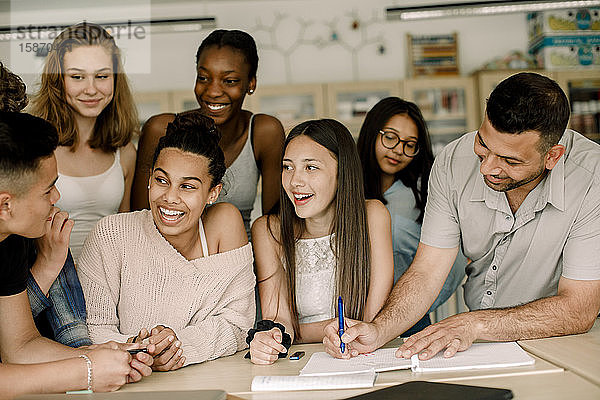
421;130;600;311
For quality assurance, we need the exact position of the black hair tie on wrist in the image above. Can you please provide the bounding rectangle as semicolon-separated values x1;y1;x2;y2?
244;319;292;359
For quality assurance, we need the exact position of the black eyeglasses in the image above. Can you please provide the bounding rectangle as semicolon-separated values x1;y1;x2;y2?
379;130;419;157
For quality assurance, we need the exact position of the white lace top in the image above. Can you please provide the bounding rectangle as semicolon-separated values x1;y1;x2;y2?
293;234;336;324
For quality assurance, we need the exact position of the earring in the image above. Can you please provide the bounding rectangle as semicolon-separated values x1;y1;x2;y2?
208;200;213;205
248;89;254;94
147;185;150;189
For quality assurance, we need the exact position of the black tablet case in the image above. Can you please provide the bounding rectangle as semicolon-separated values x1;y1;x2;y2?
344;381;514;400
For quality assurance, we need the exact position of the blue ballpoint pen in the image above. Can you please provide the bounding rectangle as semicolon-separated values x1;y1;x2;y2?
338;296;345;353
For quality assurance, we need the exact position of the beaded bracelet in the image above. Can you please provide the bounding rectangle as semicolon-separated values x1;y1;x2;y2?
79;354;93;392
245;319;292;359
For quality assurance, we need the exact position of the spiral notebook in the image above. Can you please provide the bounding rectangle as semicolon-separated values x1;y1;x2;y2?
300;342;534;376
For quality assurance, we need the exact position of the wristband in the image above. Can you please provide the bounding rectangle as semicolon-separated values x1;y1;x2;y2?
245;319;292;359
79;354;93;392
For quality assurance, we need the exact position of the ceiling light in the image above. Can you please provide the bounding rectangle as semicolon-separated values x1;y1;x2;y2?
0;16;217;41
386;1;600;21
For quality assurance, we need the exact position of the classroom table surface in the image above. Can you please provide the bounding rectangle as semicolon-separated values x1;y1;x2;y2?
117;338;563;397
518;317;600;386
228;371;600;400
17;320;600;399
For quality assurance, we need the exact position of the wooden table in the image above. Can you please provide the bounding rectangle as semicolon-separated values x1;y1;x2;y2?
18;322;600;399
518;318;600;386
117;339;564;398
229;371;600;400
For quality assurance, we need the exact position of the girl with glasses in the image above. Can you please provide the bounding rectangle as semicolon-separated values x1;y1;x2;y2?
357;97;465;336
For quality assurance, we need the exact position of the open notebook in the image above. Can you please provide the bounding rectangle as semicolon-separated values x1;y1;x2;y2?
300;342;534;376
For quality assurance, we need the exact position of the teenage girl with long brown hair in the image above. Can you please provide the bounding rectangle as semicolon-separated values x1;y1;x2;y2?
248;119;393;364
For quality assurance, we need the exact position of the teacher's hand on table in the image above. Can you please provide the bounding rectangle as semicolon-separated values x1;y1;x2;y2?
146;325;185;371
396;313;479;360
322;318;380;359
249;328;287;365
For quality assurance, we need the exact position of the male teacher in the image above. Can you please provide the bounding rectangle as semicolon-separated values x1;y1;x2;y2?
323;72;600;360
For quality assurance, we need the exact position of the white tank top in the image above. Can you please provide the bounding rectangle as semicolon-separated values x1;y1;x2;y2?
198;216;209;257
293;234;336;324
216;114;260;238
55;149;124;262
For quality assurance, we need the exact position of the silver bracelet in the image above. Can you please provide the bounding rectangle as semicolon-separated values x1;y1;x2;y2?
79;354;93;392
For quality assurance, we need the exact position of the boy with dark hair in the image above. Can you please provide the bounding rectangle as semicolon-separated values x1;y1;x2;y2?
0;61;90;347
0;112;153;398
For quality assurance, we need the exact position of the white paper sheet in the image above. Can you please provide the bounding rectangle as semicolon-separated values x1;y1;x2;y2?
250;370;377;391
300;348;411;376
299;342;534;376
412;342;535;372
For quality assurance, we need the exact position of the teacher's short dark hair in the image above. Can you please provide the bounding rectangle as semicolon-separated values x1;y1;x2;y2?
486;72;570;153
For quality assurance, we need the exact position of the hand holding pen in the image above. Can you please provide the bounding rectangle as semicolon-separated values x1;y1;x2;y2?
323;317;378;359
338;296;345;354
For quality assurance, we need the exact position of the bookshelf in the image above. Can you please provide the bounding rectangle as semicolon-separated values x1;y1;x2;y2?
554;70;600;143
325;80;403;138
244;84;327;133
404;76;477;155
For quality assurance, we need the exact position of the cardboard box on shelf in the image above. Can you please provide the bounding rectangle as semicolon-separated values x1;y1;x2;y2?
529;34;600;69
527;8;600;42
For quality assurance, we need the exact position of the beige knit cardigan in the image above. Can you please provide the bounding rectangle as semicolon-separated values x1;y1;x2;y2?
77;210;255;366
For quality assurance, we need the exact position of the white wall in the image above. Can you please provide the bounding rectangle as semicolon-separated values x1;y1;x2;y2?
0;0;529;93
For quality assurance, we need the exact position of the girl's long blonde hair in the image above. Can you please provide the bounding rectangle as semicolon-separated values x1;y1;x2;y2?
31;22;138;152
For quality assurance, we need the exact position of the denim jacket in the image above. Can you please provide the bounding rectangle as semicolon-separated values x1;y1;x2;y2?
27;251;92;347
384;179;466;313
390;214;466;312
